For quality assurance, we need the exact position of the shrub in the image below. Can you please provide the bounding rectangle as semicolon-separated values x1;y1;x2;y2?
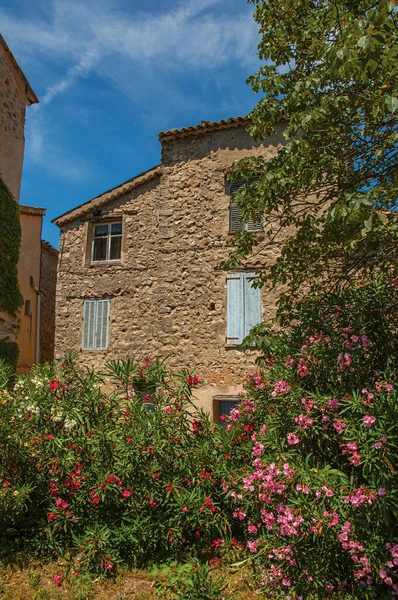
0;354;235;573
0;340;19;372
0;279;397;598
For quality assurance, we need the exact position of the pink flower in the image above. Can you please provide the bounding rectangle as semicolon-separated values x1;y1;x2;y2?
287;433;300;445
53;575;62;586
164;406;172;414
333;418;346;434
48;512;55;522
123;490;131;498
182;506;188;513
247;524;258;534
294;414;313;430
247;540;258;553
363;415;376;428
378;488;386;496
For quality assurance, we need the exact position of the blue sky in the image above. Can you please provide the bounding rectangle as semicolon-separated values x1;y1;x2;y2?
1;0;262;248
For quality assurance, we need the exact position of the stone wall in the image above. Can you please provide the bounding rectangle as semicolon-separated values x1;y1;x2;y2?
40;241;58;363
55;123;288;416
0;39;32;201
55;177;161;367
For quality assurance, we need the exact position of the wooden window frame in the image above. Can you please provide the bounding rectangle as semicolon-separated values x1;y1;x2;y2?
91;221;122;264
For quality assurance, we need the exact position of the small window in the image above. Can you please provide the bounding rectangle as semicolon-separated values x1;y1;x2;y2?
82;299;110;350
135;383;156;412
213;396;240;424
25;300;32;317
226;273;262;345
92;222;122;262
229;181;262;233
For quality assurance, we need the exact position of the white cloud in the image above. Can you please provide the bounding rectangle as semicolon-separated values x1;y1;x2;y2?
40;46;100;105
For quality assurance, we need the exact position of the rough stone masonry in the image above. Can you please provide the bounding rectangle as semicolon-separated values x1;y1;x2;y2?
54;118;289;417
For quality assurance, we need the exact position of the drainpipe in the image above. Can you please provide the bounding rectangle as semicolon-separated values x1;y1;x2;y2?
30;276;40;365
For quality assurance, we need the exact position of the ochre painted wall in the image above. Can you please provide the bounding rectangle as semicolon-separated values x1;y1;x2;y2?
17;212;43;373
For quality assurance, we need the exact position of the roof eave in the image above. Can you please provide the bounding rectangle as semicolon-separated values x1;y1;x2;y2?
0;35;39;105
53;165;162;228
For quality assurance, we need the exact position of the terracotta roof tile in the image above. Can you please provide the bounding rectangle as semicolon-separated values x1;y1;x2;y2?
158;114;288;143
19;205;46;217
158;116;250;143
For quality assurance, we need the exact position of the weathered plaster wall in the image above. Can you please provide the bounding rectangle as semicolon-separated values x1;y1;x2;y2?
55;124;288;415
0;43;28;201
40;241;58;363
17;212;43;372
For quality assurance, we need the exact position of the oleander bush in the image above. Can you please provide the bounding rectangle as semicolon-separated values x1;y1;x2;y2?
0;278;397;598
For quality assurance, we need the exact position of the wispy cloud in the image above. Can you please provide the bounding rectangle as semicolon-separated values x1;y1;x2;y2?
25;113;93;182
1;0;258;94
40;46;100;106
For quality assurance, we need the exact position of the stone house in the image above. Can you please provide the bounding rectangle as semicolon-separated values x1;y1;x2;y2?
53;117;287;419
0;34;58;370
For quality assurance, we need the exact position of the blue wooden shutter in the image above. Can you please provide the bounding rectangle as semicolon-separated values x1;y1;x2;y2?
226;274;244;345
243;273;262;337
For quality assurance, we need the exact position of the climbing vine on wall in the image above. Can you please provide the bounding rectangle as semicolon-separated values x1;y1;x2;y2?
0;176;23;318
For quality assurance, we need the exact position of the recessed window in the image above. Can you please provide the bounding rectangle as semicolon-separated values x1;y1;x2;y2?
135;383;156;412
229;181;262;233
25;300;32;317
213;396;240;424
92;222;122;262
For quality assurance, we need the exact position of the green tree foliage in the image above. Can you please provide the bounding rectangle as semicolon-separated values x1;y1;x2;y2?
0;177;22;368
0;177;23;318
223;0;398;322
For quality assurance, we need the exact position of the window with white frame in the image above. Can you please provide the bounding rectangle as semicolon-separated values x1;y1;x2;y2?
82;299;110;350
229;181;262;233
92;222;122;262
213;396;240;424
226;273;262;345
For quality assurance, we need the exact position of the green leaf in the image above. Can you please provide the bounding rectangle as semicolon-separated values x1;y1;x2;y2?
385;96;398;112
357;36;369;49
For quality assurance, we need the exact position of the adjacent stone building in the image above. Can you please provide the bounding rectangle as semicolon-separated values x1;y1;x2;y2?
0;34;38;201
39;241;59;363
54;117;287;418
0;34;58;371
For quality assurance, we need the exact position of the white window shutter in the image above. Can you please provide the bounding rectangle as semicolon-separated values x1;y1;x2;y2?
98;300;110;350
244;273;262;337
82;299;110;350
83;300;96;350
226;274;244;345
